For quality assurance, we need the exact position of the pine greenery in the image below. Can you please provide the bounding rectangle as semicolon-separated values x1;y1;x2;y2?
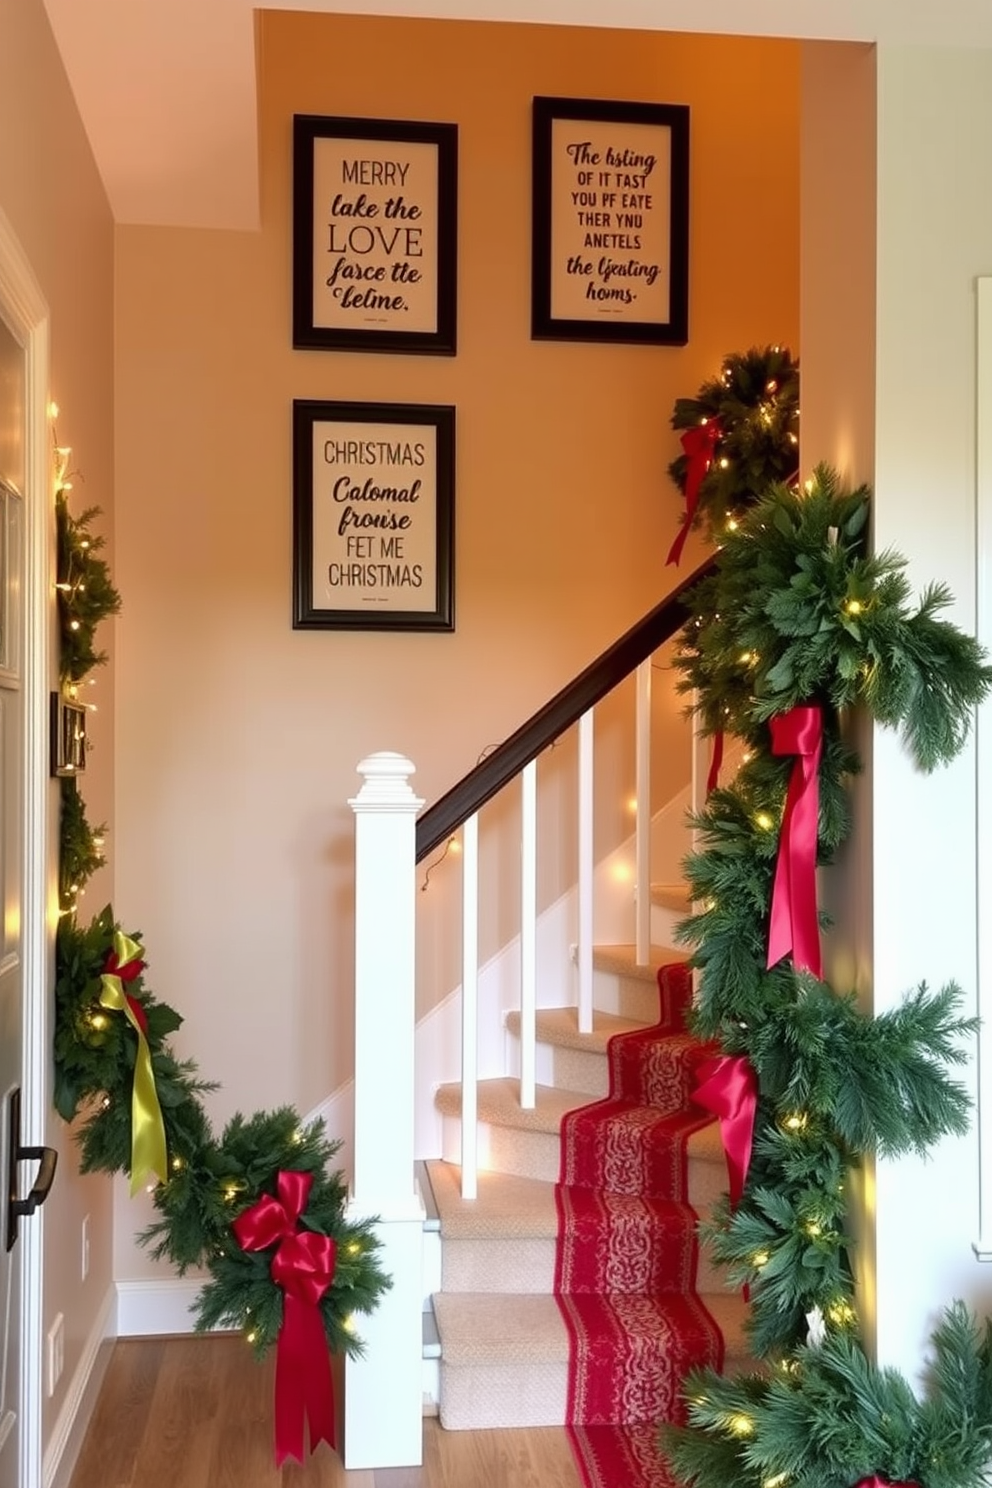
55;492;121;683
665;1304;992;1488
668;345;800;538
660;453;992;1486
52;468;391;1371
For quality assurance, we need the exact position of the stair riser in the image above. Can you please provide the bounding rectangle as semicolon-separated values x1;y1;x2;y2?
551;1044;610;1098
442;1233;730;1296
441;1115;728;1218
443;1238;556;1294
439;1343;753;1431
592;968;664;1023
439;1361;568;1430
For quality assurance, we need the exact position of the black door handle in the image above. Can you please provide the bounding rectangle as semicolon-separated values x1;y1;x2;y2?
12;1145;58;1218
6;1088;58;1251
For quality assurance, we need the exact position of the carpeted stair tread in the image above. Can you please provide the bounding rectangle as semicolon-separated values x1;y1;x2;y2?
650;883;691;912
435;1076;589;1134
425;1159;557;1240
593;944;690;980
506;1005;647;1054
433;1291;570;1365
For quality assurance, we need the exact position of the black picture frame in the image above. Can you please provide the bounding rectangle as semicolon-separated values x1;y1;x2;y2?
293;400;455;631
531;96;690;346
293;114;458;356
50;691;87;777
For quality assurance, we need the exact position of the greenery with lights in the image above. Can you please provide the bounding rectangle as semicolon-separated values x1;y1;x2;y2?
56;489;117;914
660;442;992;1483
667;344;800;548
53;455;390;1367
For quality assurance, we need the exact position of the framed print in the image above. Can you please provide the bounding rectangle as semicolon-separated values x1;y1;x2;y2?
50;691;87;777
293;114;458;355
531;96;689;346
293;400;455;631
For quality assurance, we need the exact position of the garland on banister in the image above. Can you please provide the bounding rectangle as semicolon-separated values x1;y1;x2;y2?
51;439;390;1467
659;455;992;1487
665;345;800;564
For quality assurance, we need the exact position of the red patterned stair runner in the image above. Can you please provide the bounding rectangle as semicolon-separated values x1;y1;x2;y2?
554;963;722;1488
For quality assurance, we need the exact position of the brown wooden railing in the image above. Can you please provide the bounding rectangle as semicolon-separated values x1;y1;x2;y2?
415;555;714;862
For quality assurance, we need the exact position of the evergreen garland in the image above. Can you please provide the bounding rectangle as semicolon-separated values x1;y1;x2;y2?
667;345;800;543
55;488;118;914
660;450;992;1484
52;449;390;1390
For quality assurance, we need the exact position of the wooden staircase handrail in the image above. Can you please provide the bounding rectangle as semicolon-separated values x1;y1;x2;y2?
415;555;715;862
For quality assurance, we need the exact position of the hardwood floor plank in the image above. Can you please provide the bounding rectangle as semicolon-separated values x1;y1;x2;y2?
68;1338;583;1488
70;1336;167;1488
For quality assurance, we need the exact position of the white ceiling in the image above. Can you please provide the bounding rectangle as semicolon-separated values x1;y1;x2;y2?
40;0;992;231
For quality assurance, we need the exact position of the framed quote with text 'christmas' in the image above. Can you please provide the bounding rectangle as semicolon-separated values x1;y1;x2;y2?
532;96;690;346
293;114;458;355
293;400;455;631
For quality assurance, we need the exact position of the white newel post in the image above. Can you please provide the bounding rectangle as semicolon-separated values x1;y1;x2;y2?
344;752;426;1469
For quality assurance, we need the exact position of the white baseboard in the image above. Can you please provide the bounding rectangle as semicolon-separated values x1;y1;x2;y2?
43;1284;115;1488
115;1278;212;1337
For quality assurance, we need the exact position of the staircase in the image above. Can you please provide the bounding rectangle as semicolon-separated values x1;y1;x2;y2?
343;559;736;1468
424;943;749;1433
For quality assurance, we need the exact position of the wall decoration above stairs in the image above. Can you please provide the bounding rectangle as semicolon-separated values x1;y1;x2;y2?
50;438;390;1468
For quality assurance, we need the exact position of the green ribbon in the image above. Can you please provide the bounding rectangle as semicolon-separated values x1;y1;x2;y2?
100;931;168;1197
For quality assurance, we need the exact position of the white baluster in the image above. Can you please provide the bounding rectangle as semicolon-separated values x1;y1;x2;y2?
461;813;479;1200
520;759;537;1109
345;752;425;1469
635;659;652;965
577;710;594;1034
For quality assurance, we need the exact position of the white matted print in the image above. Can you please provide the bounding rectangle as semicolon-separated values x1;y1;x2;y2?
532;97;689;346
293;116;457;356
293;401;455;631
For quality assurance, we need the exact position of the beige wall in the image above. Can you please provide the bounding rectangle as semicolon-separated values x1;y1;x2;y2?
113;13;799;1271
800;37;878;1351
0;0;116;1452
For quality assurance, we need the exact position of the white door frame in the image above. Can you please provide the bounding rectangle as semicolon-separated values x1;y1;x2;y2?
0;204;52;1488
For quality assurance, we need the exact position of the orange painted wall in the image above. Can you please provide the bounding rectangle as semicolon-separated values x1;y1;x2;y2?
113;13;799;1275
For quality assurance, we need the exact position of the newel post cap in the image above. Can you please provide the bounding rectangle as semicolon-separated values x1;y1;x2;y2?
350;751;425;813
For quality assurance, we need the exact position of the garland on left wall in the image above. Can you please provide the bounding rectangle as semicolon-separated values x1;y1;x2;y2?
51;446;390;1465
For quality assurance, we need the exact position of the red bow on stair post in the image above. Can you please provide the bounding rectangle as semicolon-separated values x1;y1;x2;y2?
766;704;824;979
666;418;722;566
693;1054;758;1207
232;1170;337;1466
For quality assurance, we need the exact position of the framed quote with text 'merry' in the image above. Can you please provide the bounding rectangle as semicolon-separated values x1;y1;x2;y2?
293;114;458;355
532;96;689;346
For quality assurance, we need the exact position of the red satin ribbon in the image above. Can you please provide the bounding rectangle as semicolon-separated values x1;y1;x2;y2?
103;950;151;1038
233;1170;337;1466
855;1478;920;1488
693;1054;758;1206
706;730;724;796
666;418;722;566
766;705;823;979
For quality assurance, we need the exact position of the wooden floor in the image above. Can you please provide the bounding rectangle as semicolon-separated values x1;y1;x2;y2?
68;1336;583;1488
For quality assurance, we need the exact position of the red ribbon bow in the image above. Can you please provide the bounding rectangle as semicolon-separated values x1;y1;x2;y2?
766;704;823;979
693;1054;758;1207
667;418;722;566
232;1170;337;1466
104;945;149;1033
